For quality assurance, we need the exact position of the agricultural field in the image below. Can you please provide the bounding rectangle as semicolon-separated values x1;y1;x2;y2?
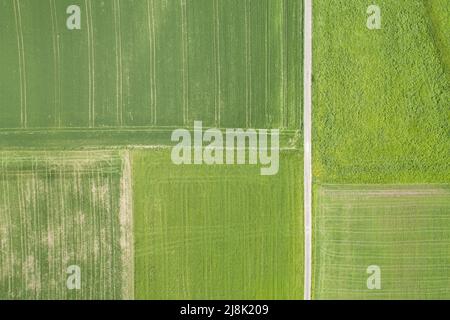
0;0;304;300
0;0;303;148
312;0;450;184
312;0;450;300
133;149;303;299
0;151;133;299
313;185;450;300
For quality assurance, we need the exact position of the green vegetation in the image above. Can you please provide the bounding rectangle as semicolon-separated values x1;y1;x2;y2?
0;0;303;299
313;0;450;183
0;151;133;299
313;184;450;300
0;0;302;148
312;1;450;300
133;149;303;299
426;0;450;84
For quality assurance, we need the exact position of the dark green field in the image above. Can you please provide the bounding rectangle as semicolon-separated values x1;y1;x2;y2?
0;0;302;148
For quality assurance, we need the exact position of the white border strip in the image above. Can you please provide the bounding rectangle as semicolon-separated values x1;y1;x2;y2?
303;0;313;301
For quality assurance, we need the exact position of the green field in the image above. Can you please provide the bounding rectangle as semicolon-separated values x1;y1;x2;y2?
0;0;303;300
312;0;450;300
1;0;449;302
0;0;302;148
313;185;450;300
0;151;133;299
133;149;303;299
313;0;450;184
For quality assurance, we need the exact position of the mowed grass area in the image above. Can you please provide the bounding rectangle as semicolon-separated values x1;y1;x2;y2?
313;185;450;300
313;0;450;183
0;151;133;299
133;149;303;299
0;0;302;148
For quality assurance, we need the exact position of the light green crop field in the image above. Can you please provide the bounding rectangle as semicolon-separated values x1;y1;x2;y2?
313;0;450;184
313;185;450;300
133;149;303;299
0;151;133;299
0;0;302;148
312;0;450;300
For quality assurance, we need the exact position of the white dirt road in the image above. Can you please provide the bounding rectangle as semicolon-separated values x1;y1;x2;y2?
303;0;313;301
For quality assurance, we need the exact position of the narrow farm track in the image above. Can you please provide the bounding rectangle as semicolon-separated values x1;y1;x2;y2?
303;0;312;301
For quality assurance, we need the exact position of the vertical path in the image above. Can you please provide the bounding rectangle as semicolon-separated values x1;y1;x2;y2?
113;0;123;126
120;150;134;300
303;0;313;301
50;0;61;128
180;0;189;126
85;0;95;128
213;0;221;127
13;0;27;129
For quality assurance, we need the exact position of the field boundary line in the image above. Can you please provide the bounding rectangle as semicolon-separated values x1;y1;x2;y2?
303;0;313;301
120;150;134;299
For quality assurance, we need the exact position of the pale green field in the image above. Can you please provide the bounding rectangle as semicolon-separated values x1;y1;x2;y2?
313;185;450;300
0;151;133;299
133;149;303;299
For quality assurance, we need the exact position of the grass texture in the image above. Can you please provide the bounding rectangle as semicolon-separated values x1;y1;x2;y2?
313;184;450;300
133;149;303;299
313;0;450;183
0;0;302;148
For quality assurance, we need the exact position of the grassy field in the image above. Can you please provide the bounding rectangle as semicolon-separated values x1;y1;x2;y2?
426;0;450;84
313;0;450;183
0;151;133;299
0;0;302;148
133;149;303;299
312;0;450;300
313;185;450;300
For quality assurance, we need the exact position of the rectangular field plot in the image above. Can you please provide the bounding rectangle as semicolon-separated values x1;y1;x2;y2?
0;151;133;299
313;0;450;183
313;185;450;300
133;149;303;299
0;0;302;148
